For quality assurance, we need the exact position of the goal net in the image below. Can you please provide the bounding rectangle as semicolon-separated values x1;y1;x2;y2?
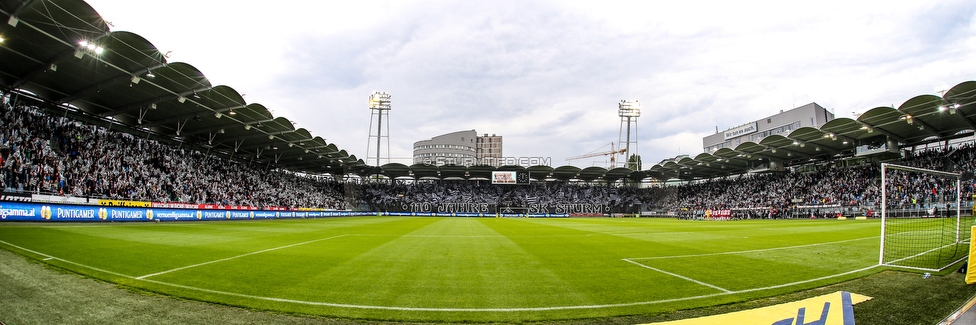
880;163;968;272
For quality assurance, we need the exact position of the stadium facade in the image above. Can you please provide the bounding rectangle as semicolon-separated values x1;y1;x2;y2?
703;103;834;153
413;130;503;166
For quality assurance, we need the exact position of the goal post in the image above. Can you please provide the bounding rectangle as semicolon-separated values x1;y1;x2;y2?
880;163;968;272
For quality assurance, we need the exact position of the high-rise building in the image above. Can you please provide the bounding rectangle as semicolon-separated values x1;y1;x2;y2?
476;134;503;167
413;130;503;166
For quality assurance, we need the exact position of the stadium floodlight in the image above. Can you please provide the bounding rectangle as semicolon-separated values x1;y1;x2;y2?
79;41;104;54
366;91;392;166
618;100;641;117
369;92;391;110
618;100;641;169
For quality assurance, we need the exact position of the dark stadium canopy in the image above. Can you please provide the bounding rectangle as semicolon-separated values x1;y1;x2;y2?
645;81;976;181
0;0;365;175
526;165;553;181
1;1;974;183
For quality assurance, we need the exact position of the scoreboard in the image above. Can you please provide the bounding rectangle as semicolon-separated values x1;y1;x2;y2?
491;171;530;185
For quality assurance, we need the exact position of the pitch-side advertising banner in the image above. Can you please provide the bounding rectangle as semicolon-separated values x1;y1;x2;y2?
642;291;871;325
0;202;350;222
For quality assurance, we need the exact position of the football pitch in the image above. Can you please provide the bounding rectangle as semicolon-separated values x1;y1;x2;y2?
0;217;883;322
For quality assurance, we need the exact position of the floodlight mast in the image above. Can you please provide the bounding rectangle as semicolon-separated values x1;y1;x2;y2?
618;100;641;169
367;92;391;167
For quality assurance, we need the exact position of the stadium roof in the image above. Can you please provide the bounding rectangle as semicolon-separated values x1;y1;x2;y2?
648;82;976;180
1;1;974;183
0;0;364;174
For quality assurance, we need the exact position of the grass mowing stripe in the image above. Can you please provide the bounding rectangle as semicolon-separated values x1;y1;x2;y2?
136;234;348;279
0;238;55;259
0;218;888;321
622;258;732;293
6;249;880;313
0;239;135;278
629;235;878;260
732;265;879;294
134;276;731;312
134;264;878;312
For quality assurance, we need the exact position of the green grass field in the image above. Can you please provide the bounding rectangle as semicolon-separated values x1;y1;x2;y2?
0;217;886;322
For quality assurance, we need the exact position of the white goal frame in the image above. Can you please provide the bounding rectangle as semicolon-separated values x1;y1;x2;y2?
879;162;964;271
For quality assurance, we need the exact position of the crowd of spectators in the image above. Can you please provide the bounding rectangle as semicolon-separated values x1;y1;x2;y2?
882;144;976;210
650;164;880;217
356;181;645;213
2;91;975;216
651;145;975;218
353;145;975;217
0;97;347;209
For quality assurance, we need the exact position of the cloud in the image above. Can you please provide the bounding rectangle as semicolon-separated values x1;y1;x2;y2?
86;0;976;170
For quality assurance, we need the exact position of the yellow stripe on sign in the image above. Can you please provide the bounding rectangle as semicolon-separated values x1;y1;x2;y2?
966;226;976;284
642;291;871;325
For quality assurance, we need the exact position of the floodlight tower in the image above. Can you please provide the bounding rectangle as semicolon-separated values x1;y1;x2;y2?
617;100;640;170
366;91;391;166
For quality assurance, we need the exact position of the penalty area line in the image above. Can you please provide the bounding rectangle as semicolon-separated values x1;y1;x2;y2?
0;237;882;313
136;234;348;280
622;259;732;293
628;236;878;261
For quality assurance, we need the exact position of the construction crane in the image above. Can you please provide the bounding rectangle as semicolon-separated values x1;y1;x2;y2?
566;142;627;168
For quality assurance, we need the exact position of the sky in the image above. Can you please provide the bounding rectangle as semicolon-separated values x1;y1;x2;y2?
84;0;976;169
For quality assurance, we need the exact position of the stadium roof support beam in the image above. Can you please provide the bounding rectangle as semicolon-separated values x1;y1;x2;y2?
96;95;169;117
762;143;804;157
10;47;74;90
57;73;141;105
96;87;211;118
212;129;297;145
907;116;942;138
819;132;857;149
856;121;907;143
141;111;210;128
739;150;777;162
235;137;314;151
294;143;332;151
178;121;244;137
947;104;976;130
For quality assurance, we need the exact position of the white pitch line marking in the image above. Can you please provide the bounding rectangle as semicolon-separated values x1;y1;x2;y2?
0;237;881;312
623;259;732;293
0;239;54;259
629;236;878;260
136;234;347;280
0;239;134;278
